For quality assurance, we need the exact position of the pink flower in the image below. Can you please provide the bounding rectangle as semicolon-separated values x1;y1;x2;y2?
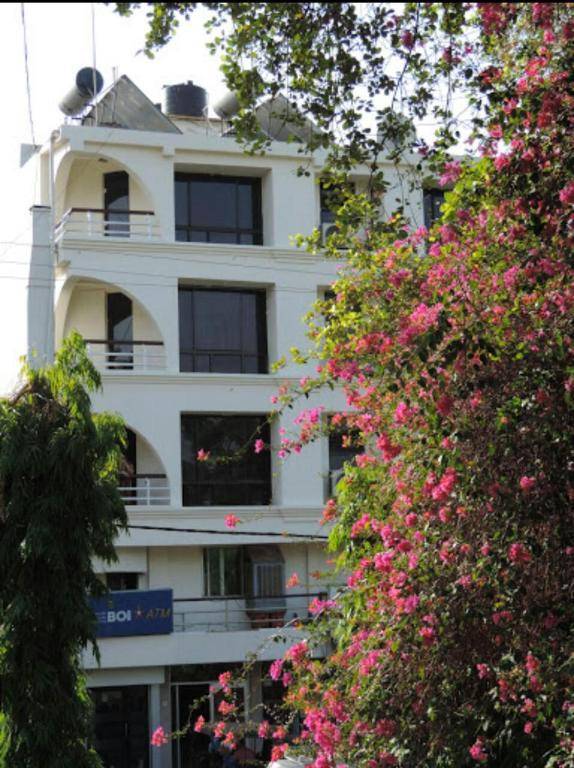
258;720;270;738
524;721;534;735
225;514;241;529
218;700;236;716
286;572;300;588
439;161;462;187
476;663;490;680
469;738;488;763
194;715;205;733
559;181;574;206
196;449;210;462
419;625;436;645
254;439;265;454
269;659;283;681
271;744;288;762
151;726;168;747
508;542;532;565
519;475;536;493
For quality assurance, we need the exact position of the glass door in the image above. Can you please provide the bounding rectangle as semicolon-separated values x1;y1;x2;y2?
92;686;149;768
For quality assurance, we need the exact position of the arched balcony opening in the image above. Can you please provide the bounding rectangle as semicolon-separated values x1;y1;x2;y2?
58;278;166;372
54;153;159;241
119;427;170;507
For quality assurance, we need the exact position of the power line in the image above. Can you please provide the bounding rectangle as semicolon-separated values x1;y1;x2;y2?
20;3;36;147
127;523;329;541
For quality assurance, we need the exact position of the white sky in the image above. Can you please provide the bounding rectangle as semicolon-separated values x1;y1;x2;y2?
1;2;468;181
1;3;227;167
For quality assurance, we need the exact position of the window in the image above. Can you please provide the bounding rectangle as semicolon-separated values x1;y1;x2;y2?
179;287;267;374
328;428;362;495
181;414;271;506
423;189;446;228
175;173;263;244
106;572;139;591
104;171;130;237
107;292;133;369
203;547;244;597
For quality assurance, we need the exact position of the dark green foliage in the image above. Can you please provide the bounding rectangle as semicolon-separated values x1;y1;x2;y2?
0;333;127;768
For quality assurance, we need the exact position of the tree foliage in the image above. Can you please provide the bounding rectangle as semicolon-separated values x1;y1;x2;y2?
118;3;574;765
0;333;128;768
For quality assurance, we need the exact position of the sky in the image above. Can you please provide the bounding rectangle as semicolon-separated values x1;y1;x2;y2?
1;3;228;168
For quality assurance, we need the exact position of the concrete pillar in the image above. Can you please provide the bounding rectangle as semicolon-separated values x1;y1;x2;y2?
247;662;263;724
27;205;54;368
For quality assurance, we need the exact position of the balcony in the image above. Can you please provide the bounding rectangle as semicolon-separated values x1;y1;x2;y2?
55;207;160;242
119;473;170;506
85;339;166;372
173;592;326;633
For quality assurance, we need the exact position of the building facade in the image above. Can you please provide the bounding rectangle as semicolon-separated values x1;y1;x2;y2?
0;76;433;768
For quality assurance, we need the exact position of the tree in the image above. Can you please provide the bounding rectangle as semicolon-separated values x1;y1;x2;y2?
118;3;574;765
0;333;128;768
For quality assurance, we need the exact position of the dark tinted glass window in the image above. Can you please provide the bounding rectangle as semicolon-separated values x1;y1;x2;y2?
107;293;133;369
328;429;362;495
423;189;446;228
106;572;139;590
104;171;130;237
174;174;263;244
179;287;267;374
181;414;271;506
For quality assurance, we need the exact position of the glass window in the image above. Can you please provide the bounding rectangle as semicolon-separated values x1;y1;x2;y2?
104;171;130;237
423;189;446;228
106;572;139;590
174;173;263;244
179;287;268;374
107;293;133;370
203;547;244;597
328;428;362;495
181;414;271;506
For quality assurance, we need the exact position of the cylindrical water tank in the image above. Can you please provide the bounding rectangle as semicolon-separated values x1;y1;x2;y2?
163;82;207;117
59;68;104;116
213;91;241;120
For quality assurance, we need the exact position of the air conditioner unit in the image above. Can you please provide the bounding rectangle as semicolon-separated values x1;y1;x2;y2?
321;222;338;243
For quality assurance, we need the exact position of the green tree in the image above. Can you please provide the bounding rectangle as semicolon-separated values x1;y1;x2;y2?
0;333;127;768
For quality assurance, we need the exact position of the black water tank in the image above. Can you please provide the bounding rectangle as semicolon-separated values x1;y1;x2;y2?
59;67;104;116
163;81;207;117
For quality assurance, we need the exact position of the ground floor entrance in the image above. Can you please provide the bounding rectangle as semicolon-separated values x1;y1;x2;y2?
92;686;149;768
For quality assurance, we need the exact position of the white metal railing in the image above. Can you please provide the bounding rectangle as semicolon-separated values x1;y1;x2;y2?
173;592;327;633
54;207;160;241
85;340;166;372
119;474;170;506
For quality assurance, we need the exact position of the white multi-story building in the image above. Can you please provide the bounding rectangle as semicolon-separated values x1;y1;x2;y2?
0;74;434;768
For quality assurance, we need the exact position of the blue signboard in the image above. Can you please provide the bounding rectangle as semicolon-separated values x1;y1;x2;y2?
92;589;173;638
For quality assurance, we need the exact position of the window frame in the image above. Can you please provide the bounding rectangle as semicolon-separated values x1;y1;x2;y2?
174;172;263;245
423;188;446;229
178;286;268;374
181;413;272;507
203;547;244;598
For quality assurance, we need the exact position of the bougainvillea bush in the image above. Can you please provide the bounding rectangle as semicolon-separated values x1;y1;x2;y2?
258;6;574;767
135;3;574;766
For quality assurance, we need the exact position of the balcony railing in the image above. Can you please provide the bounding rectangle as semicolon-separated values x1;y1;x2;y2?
54;207;160;241
85;339;166;372
119;474;170;506
173;592;327;633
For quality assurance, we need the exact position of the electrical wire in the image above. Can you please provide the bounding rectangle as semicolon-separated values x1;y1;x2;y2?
126;523;329;541
20;3;36;147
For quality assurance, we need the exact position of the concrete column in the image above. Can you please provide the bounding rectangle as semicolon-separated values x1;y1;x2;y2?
150;681;174;768
247;662;263;724
27;205;54;368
